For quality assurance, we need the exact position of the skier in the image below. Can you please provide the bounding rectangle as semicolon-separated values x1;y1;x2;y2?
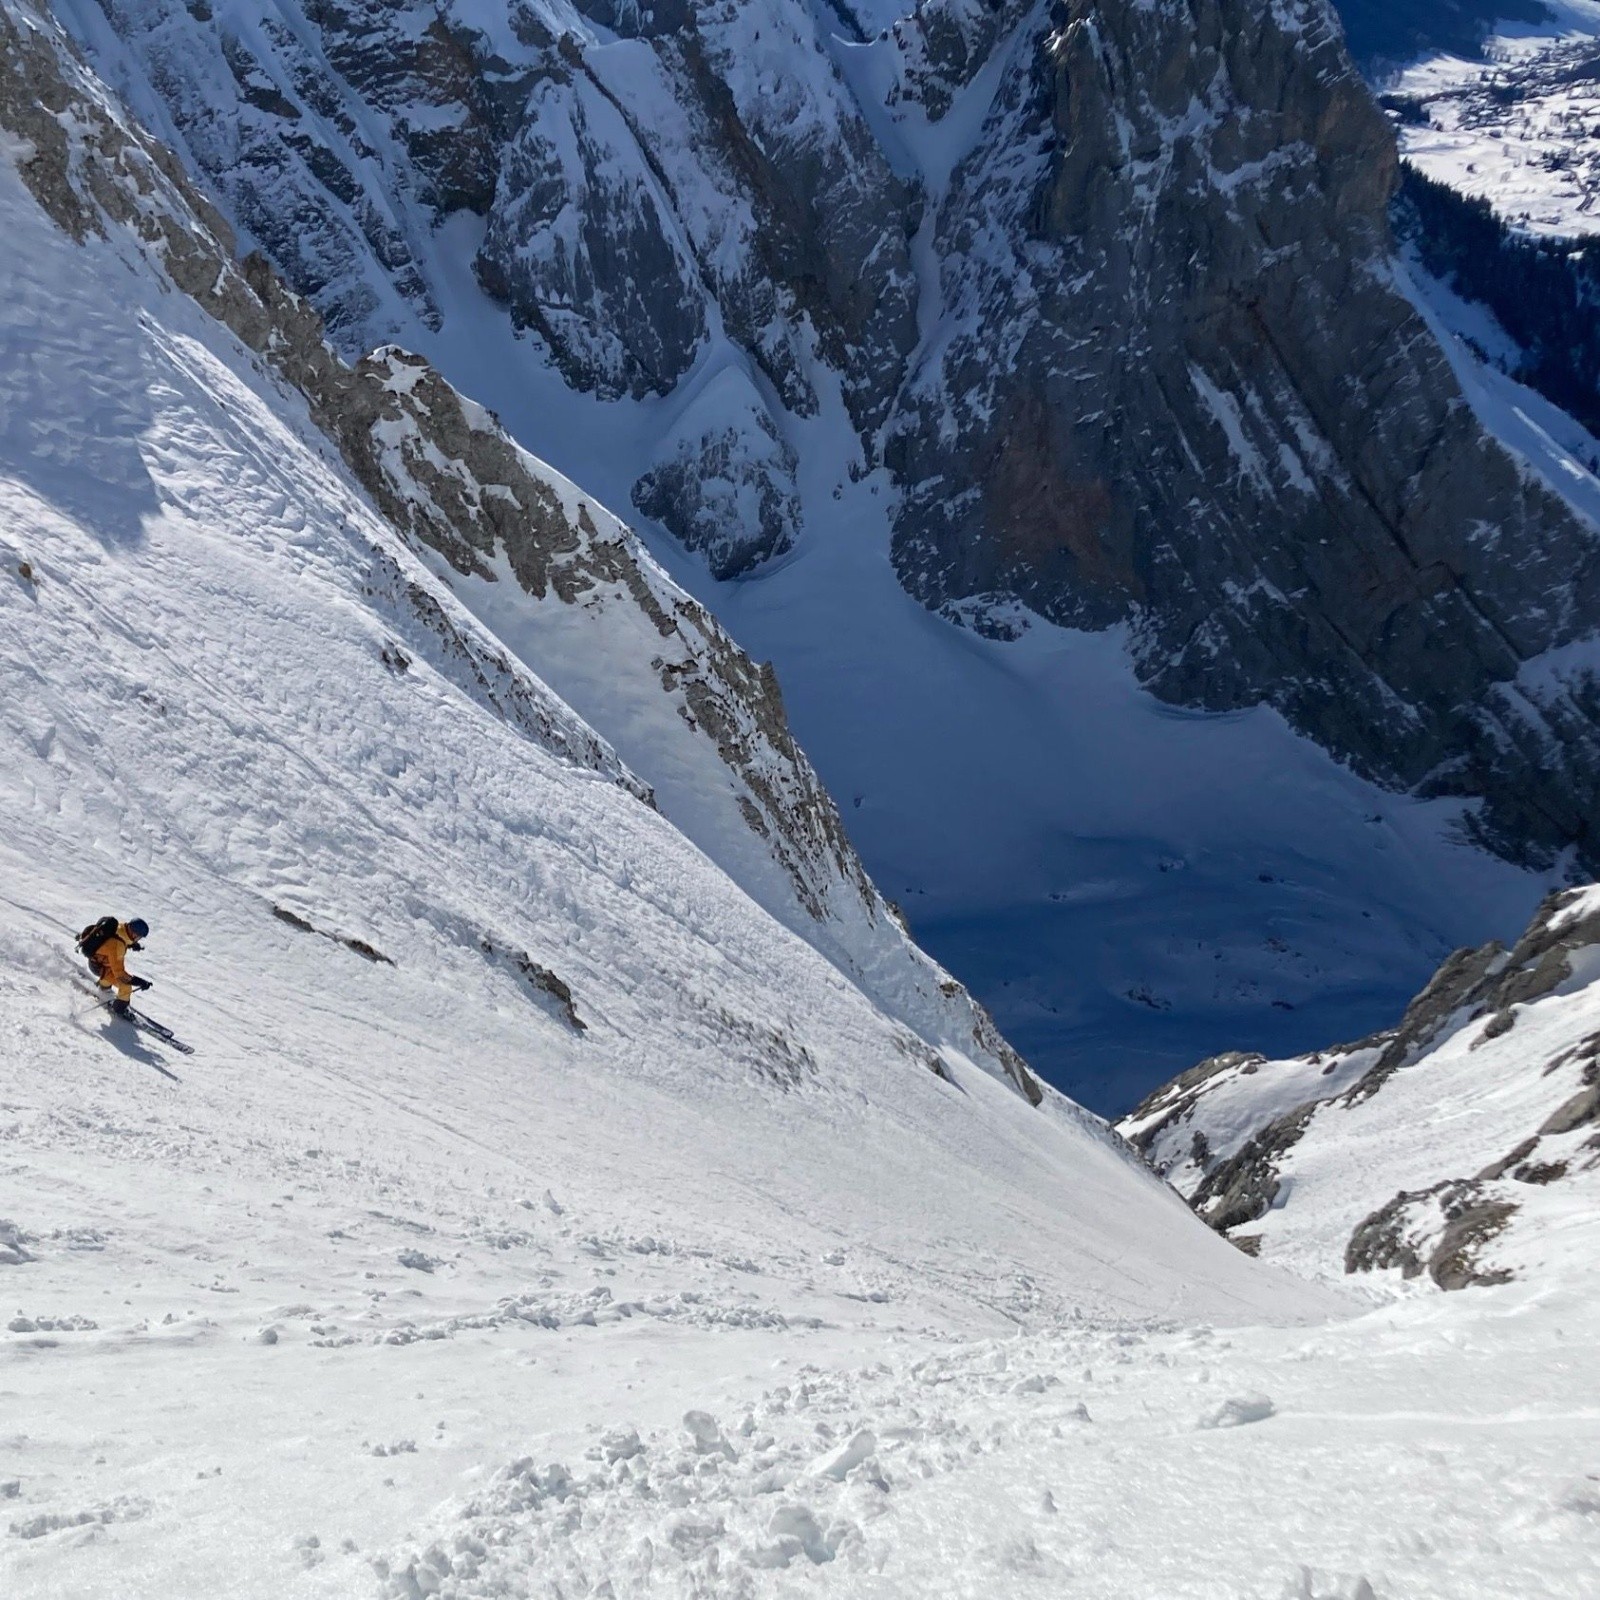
77;916;152;1019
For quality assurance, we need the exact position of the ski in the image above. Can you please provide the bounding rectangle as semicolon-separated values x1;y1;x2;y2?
74;980;196;1056
122;1008;196;1056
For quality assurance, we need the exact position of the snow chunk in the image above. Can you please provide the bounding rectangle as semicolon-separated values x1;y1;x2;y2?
1198;1393;1276;1429
683;1410;738;1460
811;1427;878;1479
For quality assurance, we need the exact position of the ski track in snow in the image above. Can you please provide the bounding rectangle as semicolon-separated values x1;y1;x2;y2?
3;903;1597;1600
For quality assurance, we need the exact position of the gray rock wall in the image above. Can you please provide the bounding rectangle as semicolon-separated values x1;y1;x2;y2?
887;0;1600;867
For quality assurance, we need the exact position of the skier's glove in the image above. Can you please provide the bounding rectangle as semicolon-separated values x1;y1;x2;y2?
130;976;153;991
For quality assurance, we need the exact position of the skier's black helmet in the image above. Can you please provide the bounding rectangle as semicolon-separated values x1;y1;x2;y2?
127;918;149;939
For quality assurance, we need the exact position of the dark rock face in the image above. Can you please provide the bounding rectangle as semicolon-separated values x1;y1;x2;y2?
633;370;802;577
61;0;926;620
66;0;920;427
297;0;505;216
888;0;1600;871
1344;1180;1517;1289
884;0;1036;118
476;67;710;399
1188;1103;1317;1234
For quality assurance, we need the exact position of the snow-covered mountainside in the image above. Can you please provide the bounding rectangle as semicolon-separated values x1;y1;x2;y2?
45;0;1600;1109
3;0;1050;1107
0;3;1372;1588
4;14;1599;1596
883;0;1600;879
1365;5;1600;506
1119;886;1600;1292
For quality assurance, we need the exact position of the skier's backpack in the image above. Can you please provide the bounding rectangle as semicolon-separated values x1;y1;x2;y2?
77;916;119;962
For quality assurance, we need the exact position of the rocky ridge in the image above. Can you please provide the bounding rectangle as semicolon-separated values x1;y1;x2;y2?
2;0;1046;1105
1117;887;1600;1289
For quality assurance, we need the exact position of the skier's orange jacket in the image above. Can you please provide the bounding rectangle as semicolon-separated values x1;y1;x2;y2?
90;925;141;1003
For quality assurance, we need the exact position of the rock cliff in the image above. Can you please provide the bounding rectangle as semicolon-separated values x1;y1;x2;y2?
888;0;1600;868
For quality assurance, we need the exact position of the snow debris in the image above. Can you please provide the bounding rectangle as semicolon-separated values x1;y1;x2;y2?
1198;1392;1277;1429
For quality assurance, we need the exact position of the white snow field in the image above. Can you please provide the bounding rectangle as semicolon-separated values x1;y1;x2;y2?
1387;1;1600;239
0;10;1596;1598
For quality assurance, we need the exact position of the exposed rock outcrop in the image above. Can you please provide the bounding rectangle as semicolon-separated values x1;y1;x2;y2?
1117;887;1600;1288
67;0;920;432
1344;1181;1517;1290
633;369;802;578
884;0;1036;119
888;0;1600;871
476;64;710;399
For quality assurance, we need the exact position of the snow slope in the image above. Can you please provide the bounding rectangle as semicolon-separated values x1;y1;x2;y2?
0;5;1378;1588
1385;2;1600;239
0;11;1597;1597
1120;886;1600;1295
15;0;1067;1113
1399;254;1600;527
